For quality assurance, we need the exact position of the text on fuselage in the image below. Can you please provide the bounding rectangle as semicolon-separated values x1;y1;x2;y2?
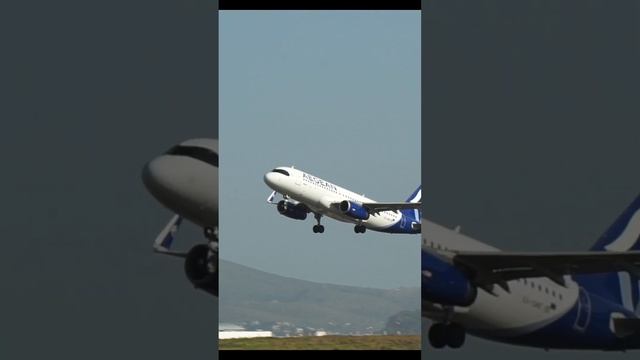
303;173;338;192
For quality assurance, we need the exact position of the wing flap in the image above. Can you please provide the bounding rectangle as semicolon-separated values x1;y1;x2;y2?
362;202;422;214
452;251;640;286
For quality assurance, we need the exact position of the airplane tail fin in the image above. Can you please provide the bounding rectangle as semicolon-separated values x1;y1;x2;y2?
580;194;640;315
406;185;422;203
590;194;640;252
404;185;422;223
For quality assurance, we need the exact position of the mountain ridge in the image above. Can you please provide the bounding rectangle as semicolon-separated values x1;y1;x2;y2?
219;260;420;332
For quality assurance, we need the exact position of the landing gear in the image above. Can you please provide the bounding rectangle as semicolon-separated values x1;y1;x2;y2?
204;227;219;275
183;226;219;297
428;323;447;349
204;227;217;241
428;322;466;349
354;224;366;233
312;213;324;233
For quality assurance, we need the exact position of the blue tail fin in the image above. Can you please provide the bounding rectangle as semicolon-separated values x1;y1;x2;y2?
590;194;640;251
578;194;640;315
406;185;422;203
404;185;422;222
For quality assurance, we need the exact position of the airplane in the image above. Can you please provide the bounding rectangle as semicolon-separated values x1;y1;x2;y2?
141;138;218;297
422;193;640;350
263;166;421;234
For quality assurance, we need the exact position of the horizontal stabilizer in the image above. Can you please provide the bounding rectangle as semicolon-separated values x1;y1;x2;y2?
452;250;640;287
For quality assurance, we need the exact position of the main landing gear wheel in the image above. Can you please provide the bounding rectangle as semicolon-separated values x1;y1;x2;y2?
354;224;366;233
312;213;324;233
428;322;466;349
184;226;219;297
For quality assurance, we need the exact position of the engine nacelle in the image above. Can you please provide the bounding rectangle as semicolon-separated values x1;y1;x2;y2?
339;200;370;220
277;200;308;220
184;244;218;297
421;250;477;307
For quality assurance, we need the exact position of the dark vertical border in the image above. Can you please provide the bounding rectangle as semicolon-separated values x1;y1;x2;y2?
214;1;220;358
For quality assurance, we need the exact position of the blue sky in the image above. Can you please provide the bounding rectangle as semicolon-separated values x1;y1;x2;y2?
219;10;420;289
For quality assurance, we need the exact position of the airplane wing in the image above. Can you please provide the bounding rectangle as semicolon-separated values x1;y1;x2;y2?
450;250;640;289
153;214;188;258
361;202;422;214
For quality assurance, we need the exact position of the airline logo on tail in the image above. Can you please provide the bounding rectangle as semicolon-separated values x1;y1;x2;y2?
604;209;640;251
407;186;422;203
593;195;640;252
587;194;640;320
406;186;422;223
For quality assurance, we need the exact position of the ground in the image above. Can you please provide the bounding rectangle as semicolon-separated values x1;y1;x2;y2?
219;335;421;350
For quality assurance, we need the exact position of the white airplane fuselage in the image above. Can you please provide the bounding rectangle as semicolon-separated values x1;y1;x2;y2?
422;213;640;350
422;220;581;345
142;138;218;230
264;167;420;234
141;138;219;297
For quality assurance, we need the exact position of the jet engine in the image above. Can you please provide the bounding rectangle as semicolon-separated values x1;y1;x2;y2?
184;244;218;297
422;250;477;307
277;200;308;220
339;200;370;220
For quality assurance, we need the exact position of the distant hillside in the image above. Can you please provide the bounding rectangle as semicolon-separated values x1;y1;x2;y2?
383;310;421;335
219;260;420;332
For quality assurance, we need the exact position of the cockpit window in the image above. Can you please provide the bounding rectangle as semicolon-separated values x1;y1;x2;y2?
271;169;290;176
165;146;218;167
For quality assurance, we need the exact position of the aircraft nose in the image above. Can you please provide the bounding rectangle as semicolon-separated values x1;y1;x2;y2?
264;172;277;187
142;157;171;195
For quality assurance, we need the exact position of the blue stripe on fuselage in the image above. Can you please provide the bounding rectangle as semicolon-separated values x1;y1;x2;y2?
379;212;420;234
474;288;640;350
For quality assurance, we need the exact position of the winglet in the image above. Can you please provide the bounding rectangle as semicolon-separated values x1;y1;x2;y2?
153;214;182;252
